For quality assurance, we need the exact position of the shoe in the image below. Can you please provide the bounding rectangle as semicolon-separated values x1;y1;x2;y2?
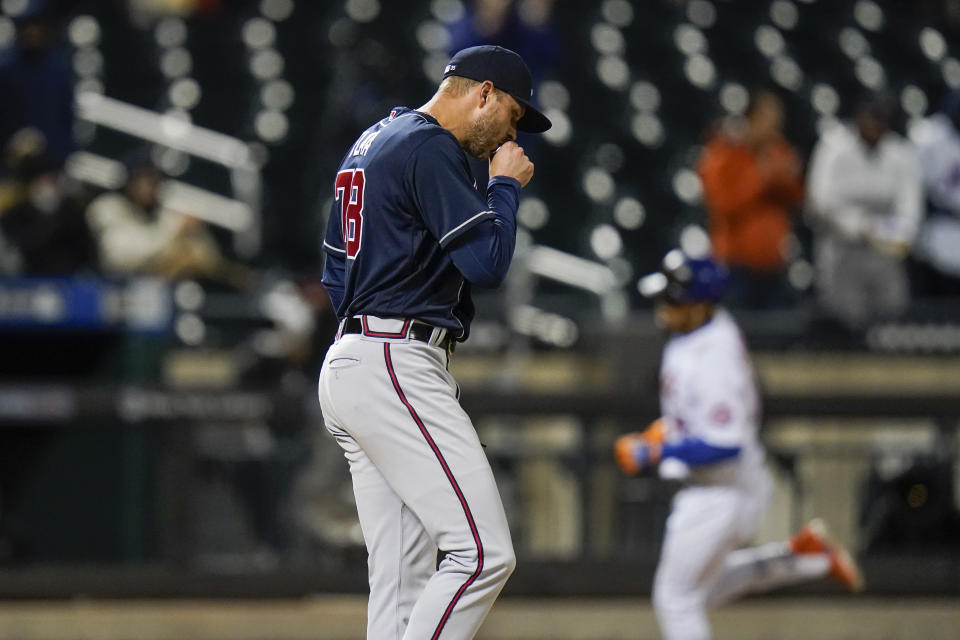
789;518;827;554
789;518;864;593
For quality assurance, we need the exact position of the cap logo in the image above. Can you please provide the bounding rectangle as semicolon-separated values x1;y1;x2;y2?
444;64;456;74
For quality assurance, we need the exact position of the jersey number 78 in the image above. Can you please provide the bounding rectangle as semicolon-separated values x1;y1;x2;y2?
335;168;365;259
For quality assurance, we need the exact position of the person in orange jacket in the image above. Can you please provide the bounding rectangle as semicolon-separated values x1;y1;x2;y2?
697;89;804;309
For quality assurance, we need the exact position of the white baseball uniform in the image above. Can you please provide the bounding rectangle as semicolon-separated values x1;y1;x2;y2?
652;309;831;640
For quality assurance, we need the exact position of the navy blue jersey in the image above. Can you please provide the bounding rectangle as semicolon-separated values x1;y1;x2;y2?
321;107;519;340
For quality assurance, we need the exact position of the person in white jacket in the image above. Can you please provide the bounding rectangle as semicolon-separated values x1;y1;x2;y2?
86;155;250;288
908;90;960;293
806;92;923;329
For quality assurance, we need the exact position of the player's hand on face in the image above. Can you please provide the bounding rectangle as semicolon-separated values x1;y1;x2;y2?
489;141;534;188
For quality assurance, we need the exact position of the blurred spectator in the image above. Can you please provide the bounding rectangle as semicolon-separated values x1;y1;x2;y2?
908;90;960;296
0;134;96;274
448;0;561;82
85;153;252;288
697;89;804;309
0;5;74;167
0;128;46;220
447;0;514;50
806;92;923;329
512;0;562;81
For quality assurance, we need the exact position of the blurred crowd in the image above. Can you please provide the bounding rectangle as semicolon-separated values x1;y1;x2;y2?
2;0;960;338
696;83;960;331
698;82;960;329
0;4;250;288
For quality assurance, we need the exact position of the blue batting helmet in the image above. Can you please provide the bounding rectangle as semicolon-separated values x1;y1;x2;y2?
638;250;728;303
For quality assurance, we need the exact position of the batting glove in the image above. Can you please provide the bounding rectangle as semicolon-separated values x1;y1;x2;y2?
614;432;663;475
641;418;666;445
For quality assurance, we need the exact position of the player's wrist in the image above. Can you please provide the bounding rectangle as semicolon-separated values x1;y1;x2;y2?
637;442;662;467
488;175;522;190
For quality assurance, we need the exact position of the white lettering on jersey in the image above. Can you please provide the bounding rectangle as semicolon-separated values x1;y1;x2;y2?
351;129;381;157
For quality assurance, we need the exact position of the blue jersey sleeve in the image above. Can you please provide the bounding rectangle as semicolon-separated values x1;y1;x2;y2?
661;437;741;467
447;177;521;287
408;133;498;247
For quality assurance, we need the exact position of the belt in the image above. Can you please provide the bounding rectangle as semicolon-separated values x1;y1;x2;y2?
340;316;456;353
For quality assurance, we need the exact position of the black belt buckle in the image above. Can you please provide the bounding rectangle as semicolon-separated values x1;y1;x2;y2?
411;320;455;354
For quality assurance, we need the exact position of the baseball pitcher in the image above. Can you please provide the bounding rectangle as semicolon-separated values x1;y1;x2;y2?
318;45;550;639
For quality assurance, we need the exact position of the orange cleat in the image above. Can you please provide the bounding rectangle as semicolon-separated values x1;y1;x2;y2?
789;518;829;554
789;518;864;593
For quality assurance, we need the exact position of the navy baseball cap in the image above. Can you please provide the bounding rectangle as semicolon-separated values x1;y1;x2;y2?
442;45;552;133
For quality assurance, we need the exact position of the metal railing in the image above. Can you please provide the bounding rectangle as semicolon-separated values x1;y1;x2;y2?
73;92;262;257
